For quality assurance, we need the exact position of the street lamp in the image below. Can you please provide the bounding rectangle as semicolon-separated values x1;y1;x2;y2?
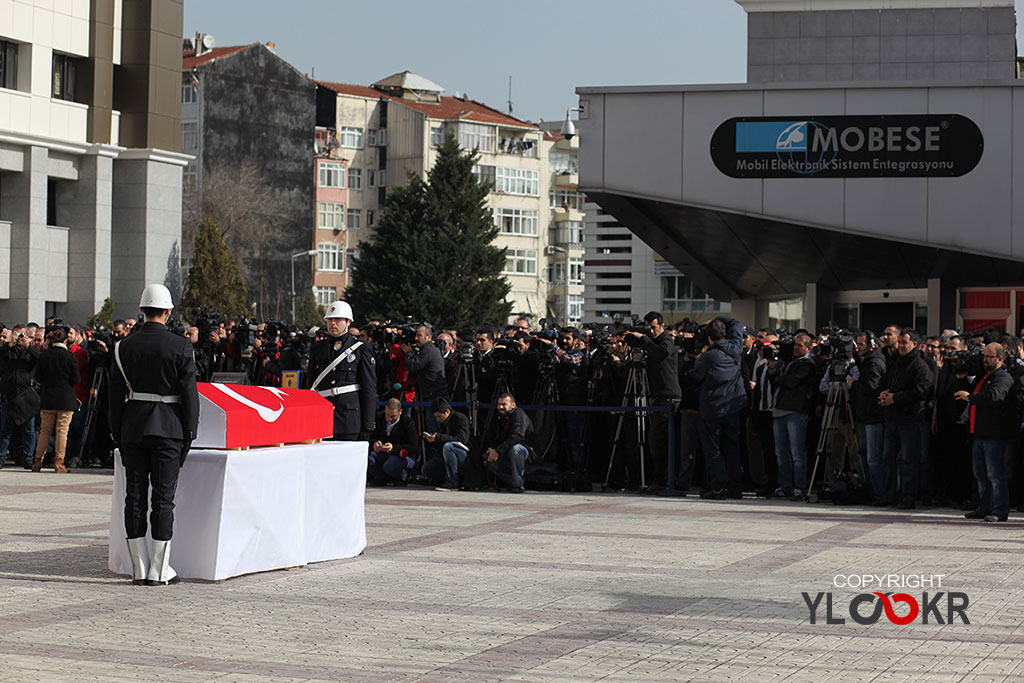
291;249;317;322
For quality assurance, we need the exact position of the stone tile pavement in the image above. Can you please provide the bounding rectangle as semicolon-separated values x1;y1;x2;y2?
1;467;1022;681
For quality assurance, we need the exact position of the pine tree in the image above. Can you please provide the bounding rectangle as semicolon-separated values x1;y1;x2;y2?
346;134;511;327
87;297;115;328
181;218;248;320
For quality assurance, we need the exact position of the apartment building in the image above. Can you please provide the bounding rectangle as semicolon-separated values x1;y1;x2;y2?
315;72;581;324
181;38;315;319
0;0;188;323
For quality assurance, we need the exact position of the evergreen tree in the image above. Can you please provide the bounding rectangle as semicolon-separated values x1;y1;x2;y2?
346;134;511;327
87;297;115;328
181;218;248;320
294;290;323;328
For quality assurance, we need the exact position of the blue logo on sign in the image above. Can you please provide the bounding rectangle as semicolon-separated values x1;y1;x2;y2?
735;120;838;175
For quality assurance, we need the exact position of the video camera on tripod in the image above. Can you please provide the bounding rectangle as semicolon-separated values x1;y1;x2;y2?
819;330;856;380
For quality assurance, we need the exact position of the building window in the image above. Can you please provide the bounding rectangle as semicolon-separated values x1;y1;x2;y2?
347;209;360;229
340;127;363;149
430;126;444;148
347;168;361;189
347;248;361;265
183;162;197;192
315;286;337;307
367;210;375;226
503;249;537;275
182;79;196;103
317;202;345;230
662;275;724;314
368;169;386;187
494;208;538;236
569;294;583;323
367;129;377;146
182;121;198;151
496;167;539;196
318;162;345;188
378;129;387;146
51;52;77;101
458;122;496;154
473;164;495;189
551;220;583;245
498;137;537;157
549;150;578;174
317;242;344;272
569;258;583;285
550;189;583;211
0;40;19;90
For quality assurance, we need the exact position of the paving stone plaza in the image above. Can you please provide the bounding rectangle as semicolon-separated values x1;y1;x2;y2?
1;468;1022;681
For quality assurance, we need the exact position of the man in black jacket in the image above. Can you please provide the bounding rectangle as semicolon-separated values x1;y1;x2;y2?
957;343;1015;522
422;397;471;488
0;328;40;468
766;333;818;499
878;329;932;509
851;332;888;503
481;392;536;493
402;325;448;402
367;398;418;485
626;312;681;492
691;316;747;498
931;336;973;507
110;284;200;586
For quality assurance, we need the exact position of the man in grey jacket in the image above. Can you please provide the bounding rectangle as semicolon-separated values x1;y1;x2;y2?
690;316;747;499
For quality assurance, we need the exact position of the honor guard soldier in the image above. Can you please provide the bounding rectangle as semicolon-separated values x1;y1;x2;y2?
109;284;200;586
307;300;376;440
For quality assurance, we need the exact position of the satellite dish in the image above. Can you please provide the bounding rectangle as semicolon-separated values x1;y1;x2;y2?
202;34;216;50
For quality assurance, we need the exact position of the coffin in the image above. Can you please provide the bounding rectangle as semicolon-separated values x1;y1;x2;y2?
193;383;334;449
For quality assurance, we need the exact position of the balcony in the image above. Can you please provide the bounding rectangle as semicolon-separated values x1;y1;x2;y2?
552;208;584;223
553;172;578;189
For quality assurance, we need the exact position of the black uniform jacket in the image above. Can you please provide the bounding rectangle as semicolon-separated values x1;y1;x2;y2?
306;332;377;435
35;344;80;411
109;322;200;446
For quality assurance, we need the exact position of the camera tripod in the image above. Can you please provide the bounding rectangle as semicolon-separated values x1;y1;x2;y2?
602;350;651;493
531;362;575;486
450;354;479;436
805;367;861;502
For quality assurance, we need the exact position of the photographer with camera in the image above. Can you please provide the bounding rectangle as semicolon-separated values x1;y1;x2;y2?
878;329;932;509
623;312;681;493
931;335;974;507
766;333;818;500
400;324;448;403
689;317;745;498
0;324;40;468
850;331;887;504
307;301;377;441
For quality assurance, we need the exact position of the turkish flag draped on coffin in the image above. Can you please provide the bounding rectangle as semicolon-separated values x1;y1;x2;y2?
193;383;334;449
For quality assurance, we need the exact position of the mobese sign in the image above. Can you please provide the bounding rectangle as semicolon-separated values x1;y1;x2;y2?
710;114;983;179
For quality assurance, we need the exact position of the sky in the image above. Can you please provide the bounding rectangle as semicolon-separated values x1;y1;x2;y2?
184;0;1024;125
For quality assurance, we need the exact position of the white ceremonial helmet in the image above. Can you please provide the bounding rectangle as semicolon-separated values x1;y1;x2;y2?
139;284;174;310
324;300;353;320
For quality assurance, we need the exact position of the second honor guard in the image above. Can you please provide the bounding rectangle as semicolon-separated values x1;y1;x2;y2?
307;300;376;440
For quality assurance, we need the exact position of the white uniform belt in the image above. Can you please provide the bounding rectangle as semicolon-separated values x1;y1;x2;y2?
128;391;180;404
318;384;360;397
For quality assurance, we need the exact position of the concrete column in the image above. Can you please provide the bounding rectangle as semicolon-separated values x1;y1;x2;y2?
804;283;833;334
0;146;49;323
111;150;188;320
926;278;957;337
64;148;116;323
731;297;756;328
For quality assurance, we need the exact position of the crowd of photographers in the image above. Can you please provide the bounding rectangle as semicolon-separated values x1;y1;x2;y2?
3;307;1021;522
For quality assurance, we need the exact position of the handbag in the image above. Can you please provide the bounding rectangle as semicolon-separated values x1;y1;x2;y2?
8;386;40;426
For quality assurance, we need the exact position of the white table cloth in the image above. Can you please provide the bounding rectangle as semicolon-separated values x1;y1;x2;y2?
108;441;367;581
